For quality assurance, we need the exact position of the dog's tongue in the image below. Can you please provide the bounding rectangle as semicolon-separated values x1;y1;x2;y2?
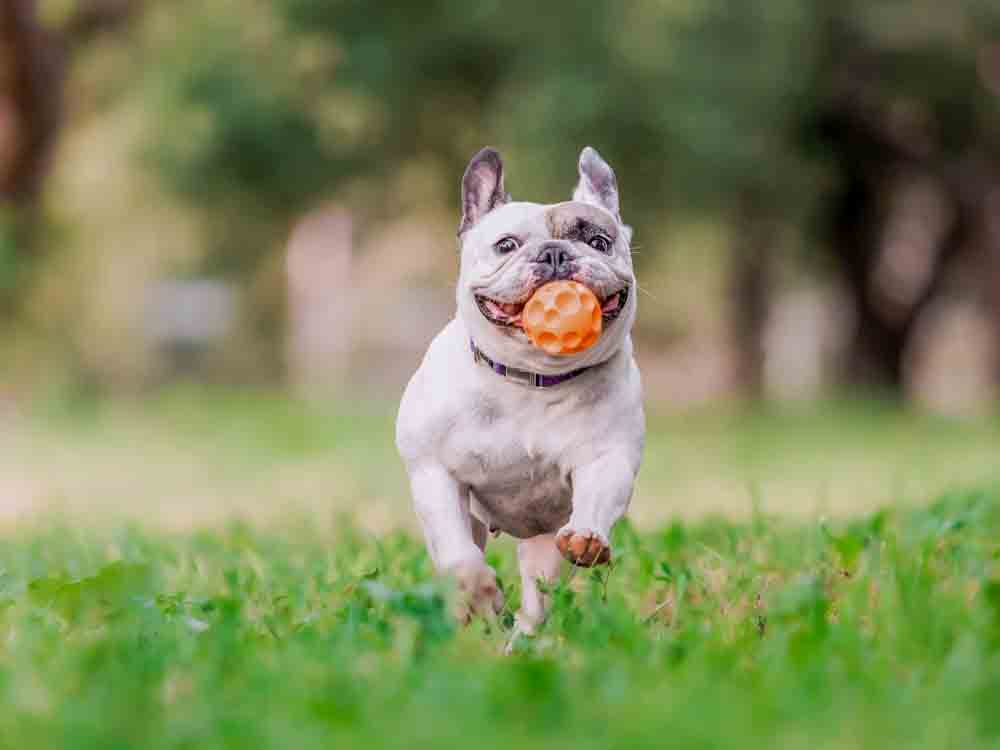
484;299;523;324
601;291;621;313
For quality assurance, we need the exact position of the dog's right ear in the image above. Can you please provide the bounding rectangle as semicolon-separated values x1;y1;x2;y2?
459;147;509;235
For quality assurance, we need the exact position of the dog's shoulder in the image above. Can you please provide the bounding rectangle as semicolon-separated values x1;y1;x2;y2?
395;320;473;465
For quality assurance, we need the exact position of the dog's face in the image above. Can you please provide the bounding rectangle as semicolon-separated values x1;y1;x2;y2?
456;147;637;373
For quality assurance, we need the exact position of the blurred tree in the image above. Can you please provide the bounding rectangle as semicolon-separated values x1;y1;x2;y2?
143;0;1000;394
145;2;342;274
643;1;822;391
287;0;825;393
153;0;819;234
811;0;1000;388
0;0;137;315
0;0;61;308
146;0;822;389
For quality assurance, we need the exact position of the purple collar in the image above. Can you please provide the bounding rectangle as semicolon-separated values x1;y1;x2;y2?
470;340;592;388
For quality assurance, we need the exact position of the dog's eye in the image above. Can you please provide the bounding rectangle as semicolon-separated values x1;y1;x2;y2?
589;235;612;254
495;237;520;254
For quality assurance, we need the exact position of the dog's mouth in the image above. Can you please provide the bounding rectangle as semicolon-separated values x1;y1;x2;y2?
475;285;629;329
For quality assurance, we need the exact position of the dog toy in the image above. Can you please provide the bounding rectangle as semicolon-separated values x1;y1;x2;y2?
522;280;602;355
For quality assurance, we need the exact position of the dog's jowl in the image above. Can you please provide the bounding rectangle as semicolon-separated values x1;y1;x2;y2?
396;147;645;635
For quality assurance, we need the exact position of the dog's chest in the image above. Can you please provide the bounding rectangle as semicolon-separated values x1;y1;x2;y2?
444;405;574;538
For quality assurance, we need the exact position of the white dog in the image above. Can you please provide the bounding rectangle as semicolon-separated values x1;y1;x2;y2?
396;146;644;634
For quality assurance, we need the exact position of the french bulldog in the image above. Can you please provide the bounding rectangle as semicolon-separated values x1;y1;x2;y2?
396;146;644;635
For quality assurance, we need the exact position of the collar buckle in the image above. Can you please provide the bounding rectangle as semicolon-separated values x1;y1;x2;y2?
505;367;540;388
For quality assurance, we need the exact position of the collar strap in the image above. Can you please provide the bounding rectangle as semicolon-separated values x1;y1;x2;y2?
470;340;592;388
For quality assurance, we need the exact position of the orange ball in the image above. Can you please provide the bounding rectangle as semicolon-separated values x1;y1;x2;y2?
522;280;602;355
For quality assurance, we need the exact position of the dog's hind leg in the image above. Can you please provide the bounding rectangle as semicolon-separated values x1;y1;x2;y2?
471;515;488;552
468;492;494;553
514;533;563;636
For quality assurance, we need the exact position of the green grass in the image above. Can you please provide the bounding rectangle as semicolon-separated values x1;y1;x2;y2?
5;388;1000;528
0;486;998;748
1;391;999;747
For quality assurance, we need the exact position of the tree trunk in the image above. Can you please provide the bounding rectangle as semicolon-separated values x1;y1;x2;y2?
983;184;1000;385
0;0;63;205
832;173;904;387
0;0;134;317
731;191;773;396
836;175;963;390
0;0;63;316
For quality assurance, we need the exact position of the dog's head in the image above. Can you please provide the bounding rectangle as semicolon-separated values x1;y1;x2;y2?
456;147;636;374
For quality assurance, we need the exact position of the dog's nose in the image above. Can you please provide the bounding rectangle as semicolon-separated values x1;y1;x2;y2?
534;243;575;274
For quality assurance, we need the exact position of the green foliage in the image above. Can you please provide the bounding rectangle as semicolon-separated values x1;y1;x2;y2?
0;209;19;296
147;0;827;228
139;0;1000;282
147;24;336;215
0;487;998;748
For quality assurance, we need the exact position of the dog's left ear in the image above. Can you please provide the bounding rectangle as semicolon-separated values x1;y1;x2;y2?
572;146;620;219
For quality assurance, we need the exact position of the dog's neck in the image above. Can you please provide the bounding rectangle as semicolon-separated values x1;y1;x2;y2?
469;339;596;388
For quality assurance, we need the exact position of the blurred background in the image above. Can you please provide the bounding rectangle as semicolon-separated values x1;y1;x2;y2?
2;0;1000;529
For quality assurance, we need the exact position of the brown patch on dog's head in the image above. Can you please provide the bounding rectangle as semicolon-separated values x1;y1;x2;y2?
544;202;619;244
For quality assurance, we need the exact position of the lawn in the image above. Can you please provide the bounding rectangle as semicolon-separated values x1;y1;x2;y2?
0;392;998;748
3;388;1000;528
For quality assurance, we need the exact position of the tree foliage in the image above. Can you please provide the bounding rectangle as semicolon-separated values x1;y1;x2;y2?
148;0;831;238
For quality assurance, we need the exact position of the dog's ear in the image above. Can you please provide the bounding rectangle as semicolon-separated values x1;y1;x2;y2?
459;147;509;235
572;146;620;219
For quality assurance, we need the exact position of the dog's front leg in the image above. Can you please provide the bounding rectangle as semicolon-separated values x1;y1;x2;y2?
557;451;639;567
408;463;504;621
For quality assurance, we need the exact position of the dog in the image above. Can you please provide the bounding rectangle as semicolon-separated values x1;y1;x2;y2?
396;146;644;635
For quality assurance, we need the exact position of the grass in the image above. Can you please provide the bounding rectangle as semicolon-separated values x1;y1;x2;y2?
0;390;999;747
0;487;998;748
3;388;1000;528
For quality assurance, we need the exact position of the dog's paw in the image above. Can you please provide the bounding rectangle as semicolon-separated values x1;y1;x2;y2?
556;528;611;567
449;560;505;624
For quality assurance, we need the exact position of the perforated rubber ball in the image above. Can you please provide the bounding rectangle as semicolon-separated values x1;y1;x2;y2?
522;280;602;355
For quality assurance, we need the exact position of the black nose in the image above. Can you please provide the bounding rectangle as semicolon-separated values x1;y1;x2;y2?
534;243;575;274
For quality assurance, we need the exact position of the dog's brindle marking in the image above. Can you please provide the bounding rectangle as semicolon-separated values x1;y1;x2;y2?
545;203;619;244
